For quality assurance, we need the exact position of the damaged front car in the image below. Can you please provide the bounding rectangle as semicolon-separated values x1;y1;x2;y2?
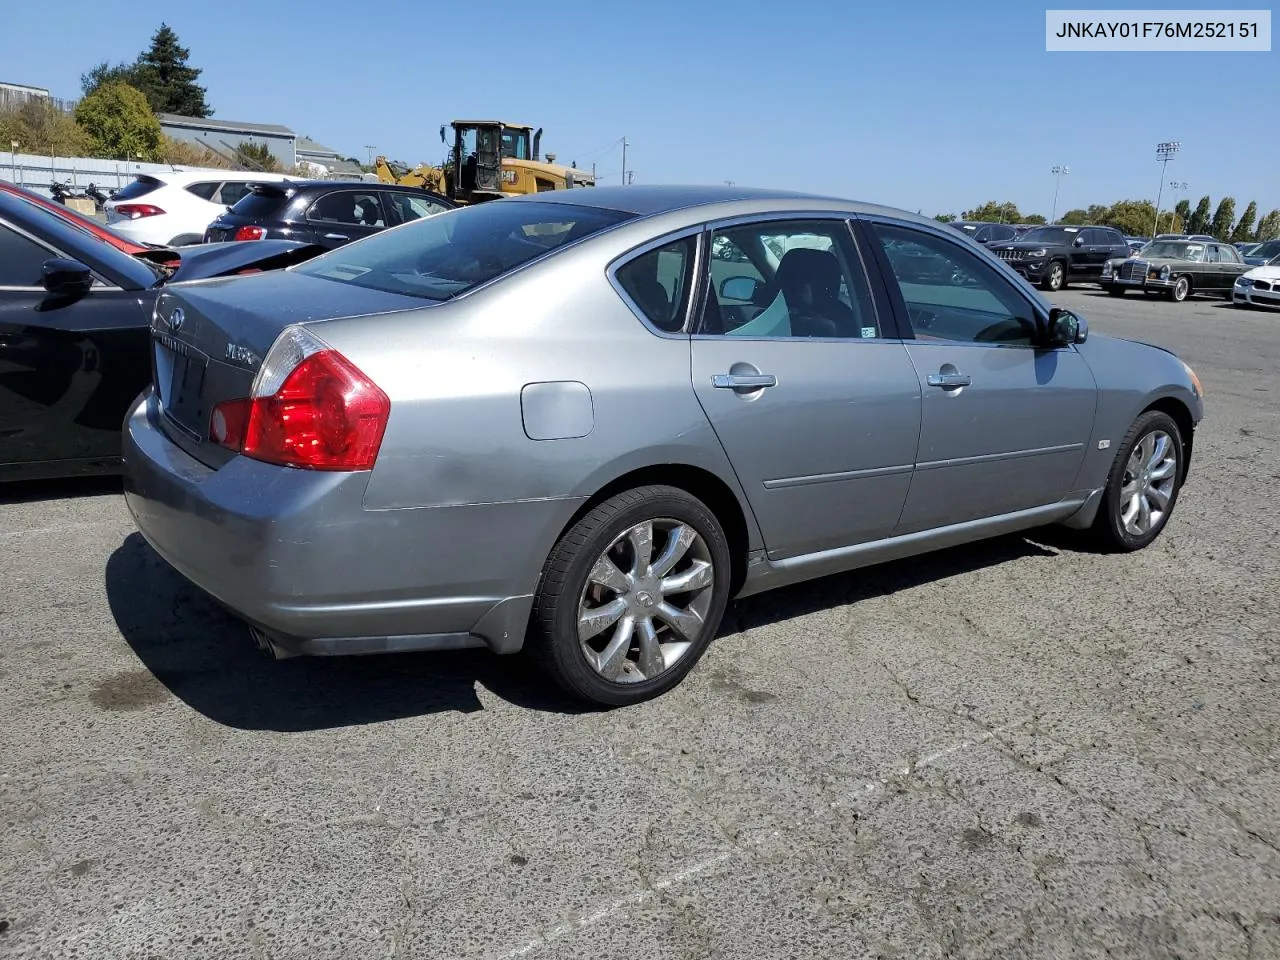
0;189;325;482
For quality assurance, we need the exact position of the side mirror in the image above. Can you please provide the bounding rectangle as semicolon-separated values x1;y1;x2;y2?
41;257;94;297
720;275;761;301
1073;237;1085;247
1047;306;1087;346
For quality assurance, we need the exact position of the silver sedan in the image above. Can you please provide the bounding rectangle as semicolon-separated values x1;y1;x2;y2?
121;185;1205;706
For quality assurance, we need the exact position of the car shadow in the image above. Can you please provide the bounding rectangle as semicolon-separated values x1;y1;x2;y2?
0;474;122;503
107;525;1085;730
104;533;592;730
725;529;1077;634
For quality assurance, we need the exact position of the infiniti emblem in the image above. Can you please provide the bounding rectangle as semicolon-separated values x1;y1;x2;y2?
167;307;184;331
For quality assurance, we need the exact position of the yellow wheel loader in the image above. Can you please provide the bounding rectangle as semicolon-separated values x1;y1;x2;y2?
375;120;594;204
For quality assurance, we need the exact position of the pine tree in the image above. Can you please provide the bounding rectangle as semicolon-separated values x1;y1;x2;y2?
132;23;212;118
1187;196;1212;235
1230;202;1258;243
1256;210;1280;242
1209;198;1236;240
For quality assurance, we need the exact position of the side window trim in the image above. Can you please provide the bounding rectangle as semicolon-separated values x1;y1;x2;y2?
689;212;903;340
605;224;704;338
852;213;1051;348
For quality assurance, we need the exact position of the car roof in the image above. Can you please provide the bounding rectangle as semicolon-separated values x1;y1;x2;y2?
497;183;947;230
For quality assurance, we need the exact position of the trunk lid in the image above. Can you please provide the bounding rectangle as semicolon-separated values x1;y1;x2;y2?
150;269;427;468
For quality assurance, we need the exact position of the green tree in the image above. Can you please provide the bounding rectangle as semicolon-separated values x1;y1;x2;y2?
961;200;1021;223
0;98;90;157
1209;198;1235;239
933;213;956;223
1086;204;1108;223
73;82;163;161
80;60;141;96
1174;198;1191;228
1230;201;1258;243
1022;213;1047;225
1097;199;1167;237
1256;210;1280;242
1058;209;1088;225
132;23;212;117
1187;196;1212;234
233;140;280;172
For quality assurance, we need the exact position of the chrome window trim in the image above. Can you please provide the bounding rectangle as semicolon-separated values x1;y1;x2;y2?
605;224;706;339
688;210;899;342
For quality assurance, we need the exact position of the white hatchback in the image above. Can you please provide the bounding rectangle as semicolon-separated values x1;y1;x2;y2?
104;169;294;247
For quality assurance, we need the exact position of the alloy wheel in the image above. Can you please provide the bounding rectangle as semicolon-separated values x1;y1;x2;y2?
576;518;715;684
1118;430;1178;537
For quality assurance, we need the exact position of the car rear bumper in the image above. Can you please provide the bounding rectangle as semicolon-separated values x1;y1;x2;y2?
121;389;569;655
106;214;184;246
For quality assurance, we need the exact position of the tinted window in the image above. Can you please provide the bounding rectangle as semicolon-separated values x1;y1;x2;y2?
700;219;880;339
229;188;289;219
991;225;1016;242
112;176;163;202
294;200;635;301
0;224;54;286
388;192;451;224
307;191;386;227
615;236;696;333
869;222;1037;346
185;181;220;201
1251;240;1280;259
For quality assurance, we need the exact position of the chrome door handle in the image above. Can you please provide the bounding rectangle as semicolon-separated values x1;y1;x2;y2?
323;233;349;241
712;373;777;389
927;373;971;388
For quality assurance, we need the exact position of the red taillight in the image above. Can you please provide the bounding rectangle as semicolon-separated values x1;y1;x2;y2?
233;225;265;241
115;203;165;219
211;348;390;471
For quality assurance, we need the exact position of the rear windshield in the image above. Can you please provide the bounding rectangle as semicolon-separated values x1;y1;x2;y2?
112;176;163;201
293;200;636;301
230;188;290;219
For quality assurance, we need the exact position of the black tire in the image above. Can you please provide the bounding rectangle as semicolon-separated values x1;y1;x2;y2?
1089;410;1185;553
1040;261;1067;292
1169;275;1191;302
1107;286;1126;297
528;485;733;707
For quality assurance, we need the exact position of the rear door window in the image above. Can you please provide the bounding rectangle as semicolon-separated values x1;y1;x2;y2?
184;181;221;201
307;191;387;227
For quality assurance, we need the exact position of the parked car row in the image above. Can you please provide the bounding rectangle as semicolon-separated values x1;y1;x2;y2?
99;169;456;250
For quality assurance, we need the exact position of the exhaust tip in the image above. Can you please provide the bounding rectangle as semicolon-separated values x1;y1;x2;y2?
249;626;298;660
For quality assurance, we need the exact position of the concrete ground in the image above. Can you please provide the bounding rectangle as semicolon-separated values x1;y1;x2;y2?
1;286;1277;960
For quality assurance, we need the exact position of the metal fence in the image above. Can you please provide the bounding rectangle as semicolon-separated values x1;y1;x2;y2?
0;150;252;199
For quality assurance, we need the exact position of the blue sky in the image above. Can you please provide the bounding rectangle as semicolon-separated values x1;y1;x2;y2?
4;0;1277;218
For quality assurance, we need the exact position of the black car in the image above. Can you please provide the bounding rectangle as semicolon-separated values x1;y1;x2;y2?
0;190;325;482
948;220;1020;246
204;179;456;249
986;224;1131;291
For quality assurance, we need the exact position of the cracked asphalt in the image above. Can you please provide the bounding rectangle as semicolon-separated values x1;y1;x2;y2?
2;288;1278;959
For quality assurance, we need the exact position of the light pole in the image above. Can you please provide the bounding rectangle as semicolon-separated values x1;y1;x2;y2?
1152;140;1181;236
1168;181;1188;232
621;137;628;185
364;145;376;166
1050;164;1069;223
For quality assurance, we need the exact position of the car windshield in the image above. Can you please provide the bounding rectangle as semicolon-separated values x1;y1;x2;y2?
1143;241;1204;261
952;223;980;233
293;200;636;301
1250;240;1280;259
1019;226;1081;244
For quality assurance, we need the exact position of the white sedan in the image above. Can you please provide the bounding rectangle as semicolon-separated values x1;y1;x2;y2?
1233;254;1280;310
